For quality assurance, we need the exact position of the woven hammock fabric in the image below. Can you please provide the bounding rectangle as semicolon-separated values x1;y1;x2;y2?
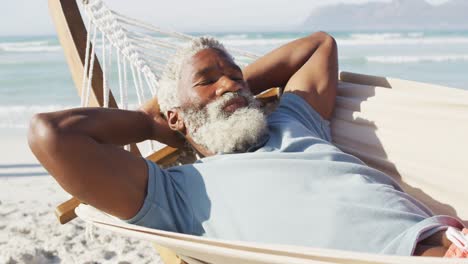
334;73;468;223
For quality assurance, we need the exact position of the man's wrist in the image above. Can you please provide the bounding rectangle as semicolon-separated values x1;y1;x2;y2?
136;109;159;141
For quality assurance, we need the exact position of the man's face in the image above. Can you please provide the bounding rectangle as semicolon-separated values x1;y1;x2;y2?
175;48;268;154
178;48;249;110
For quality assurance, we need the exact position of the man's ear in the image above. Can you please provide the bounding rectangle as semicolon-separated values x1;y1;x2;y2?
167;109;186;134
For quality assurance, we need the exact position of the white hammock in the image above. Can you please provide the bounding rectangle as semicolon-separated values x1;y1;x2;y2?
67;0;468;263
77;204;464;264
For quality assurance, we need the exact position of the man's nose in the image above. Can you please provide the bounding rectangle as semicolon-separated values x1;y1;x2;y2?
215;76;242;96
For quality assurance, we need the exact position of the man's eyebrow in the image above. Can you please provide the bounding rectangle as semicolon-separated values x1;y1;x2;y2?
193;63;243;79
224;60;243;73
193;66;217;79
231;64;242;73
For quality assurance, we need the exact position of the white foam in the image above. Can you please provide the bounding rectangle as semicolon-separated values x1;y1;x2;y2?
211;34;468;47
221;34;249;40
408;32;425;38
0;105;75;129
0;41;49;47
349;32;425;41
350;33;403;40
220;37;296;47
0;46;62;52
366;54;468;64
337;36;468;46
0;40;61;53
0;104;141;129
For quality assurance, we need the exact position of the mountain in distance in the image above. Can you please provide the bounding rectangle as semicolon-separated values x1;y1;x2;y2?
303;0;468;31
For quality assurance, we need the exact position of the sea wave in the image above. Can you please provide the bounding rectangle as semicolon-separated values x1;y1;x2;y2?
366;54;468;64
0;40;61;53
221;34;249;40
1;41;49;47
0;105;73;128
0;104;142;129
349;32;425;39
215;34;468;47
2;32;468;54
337;36;468;46
350;33;405;40
219;38;296;47
408;32;424;38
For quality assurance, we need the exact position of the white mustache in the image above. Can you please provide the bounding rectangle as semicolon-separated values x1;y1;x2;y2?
181;89;267;154
208;90;257;115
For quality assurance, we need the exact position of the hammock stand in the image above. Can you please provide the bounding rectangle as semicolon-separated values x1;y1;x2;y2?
48;0;468;263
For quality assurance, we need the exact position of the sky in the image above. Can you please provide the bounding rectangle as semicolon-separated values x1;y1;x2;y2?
0;0;450;36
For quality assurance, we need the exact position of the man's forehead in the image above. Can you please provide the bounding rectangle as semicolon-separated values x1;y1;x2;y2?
191;48;233;63
185;48;239;76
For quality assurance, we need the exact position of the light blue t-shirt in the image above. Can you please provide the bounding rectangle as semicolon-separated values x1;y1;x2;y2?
125;93;463;255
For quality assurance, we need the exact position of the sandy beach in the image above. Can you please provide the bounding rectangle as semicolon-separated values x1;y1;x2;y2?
0;129;161;264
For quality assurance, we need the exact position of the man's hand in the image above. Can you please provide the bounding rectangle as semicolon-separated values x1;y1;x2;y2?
138;97;186;149
243;31;338;120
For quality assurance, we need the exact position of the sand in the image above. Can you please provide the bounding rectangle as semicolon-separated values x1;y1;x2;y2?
0;129;162;264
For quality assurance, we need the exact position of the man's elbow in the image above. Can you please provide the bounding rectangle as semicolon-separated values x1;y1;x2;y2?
315;32;337;50
28;114;88;198
28;113;60;159
312;31;336;43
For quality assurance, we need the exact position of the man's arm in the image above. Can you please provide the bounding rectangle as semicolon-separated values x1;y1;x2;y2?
28;105;182;219
243;31;338;120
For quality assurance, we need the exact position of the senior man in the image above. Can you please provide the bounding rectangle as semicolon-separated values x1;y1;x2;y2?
28;32;464;257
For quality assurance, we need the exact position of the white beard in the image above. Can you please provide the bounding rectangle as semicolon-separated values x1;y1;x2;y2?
182;91;268;154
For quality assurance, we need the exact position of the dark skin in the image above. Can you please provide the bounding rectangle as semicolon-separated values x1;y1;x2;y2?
27;32;449;256
166;48;251;156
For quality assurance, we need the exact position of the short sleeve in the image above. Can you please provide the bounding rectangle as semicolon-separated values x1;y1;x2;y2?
123;159;193;234
269;92;332;142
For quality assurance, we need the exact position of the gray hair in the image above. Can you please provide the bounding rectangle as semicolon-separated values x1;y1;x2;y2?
157;36;232;116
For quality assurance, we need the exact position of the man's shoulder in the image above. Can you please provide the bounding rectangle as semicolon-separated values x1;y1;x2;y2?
267;93;332;142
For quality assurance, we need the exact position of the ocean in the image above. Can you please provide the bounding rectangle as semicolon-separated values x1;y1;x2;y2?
1;31;468;129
